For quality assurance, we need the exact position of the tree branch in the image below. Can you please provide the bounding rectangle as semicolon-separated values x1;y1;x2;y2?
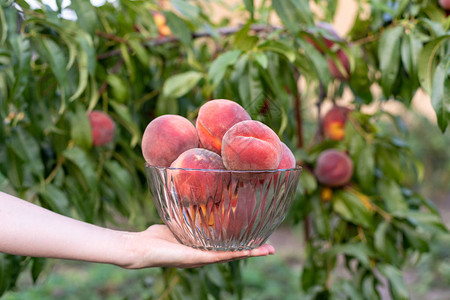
96;24;283;60
97;58;124;96
293;71;304;148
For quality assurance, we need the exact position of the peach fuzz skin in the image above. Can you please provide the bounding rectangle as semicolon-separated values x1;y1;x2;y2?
196;99;251;155
170;148;226;205
314;149;354;187
278;142;296;169
89;110;116;146
142;115;199;167
221;120;282;170
322;106;351;141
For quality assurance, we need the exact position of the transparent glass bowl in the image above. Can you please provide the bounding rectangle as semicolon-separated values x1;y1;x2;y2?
145;164;302;251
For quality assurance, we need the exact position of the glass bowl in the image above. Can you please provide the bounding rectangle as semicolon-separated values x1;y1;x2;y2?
145;164;302;251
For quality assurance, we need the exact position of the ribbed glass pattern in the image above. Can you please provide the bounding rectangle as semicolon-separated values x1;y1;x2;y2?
145;164;302;251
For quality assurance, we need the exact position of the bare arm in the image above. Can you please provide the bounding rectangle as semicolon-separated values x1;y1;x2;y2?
0;192;274;269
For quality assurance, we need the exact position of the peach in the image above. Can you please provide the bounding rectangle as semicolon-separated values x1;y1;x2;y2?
153;12;166;27
142;115;199;167
314;149;353;187
221;120;282;170
322;106;351;140
170;148;226;205
196;99;251;154
221;182;257;238
88;110;115;146
439;0;450;10
158;25;171;37
278;142;296;169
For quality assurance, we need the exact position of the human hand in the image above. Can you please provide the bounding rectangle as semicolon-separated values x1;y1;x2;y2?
0;192;274;269
121;224;276;269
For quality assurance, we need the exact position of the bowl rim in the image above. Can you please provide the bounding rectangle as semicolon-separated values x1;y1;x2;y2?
144;163;302;173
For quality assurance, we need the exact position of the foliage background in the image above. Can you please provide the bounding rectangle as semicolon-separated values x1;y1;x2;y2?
0;0;449;299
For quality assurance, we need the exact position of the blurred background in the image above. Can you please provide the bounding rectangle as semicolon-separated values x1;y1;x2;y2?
1;0;449;299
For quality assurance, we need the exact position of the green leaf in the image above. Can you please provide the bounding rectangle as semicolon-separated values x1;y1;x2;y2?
120;43;135;81
110;101;141;148
63;146;98;192
235;22;259;51
299;169;317;194
31;258;46;284
0;255;6;295
9;34;31;101
335;280;365;300
104;160;134;211
374;221;389;256
419;18;446;37
378;264;409;300
349;45;372;104
311;194;330;238
328;243;374;269
430;58;449;132
107;74;128;102
361;274;381;300
400;223;430;252
156;96;179;116
238;60;264;109
70;104;92;149
402;211;447;234
333;189;373;228
356;144;375;192
0;171;11;191
7;127;44;178
0;72;7;103
162;71;203;98
0;5;7;45
400;34;412;76
272;0;313;34
418;35;450;95
378;180;408;215
38;183;70;214
400;32;422;77
171;0;200;19
300;259;328;291
164;11;191;44
258;40;296;63
129;39;150;66
254;52;268;69
378;26;403;97
76;31;96;76
376;147;403;182
68;43;89;102
423;4;447;24
70;0;98;35
298;39;330;86
35;37;68;92
208;50;242;85
243;0;254;15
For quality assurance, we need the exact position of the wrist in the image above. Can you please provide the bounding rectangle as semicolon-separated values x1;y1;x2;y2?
115;231;147;269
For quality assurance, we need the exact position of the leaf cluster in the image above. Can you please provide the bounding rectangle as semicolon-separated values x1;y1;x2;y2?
0;0;448;299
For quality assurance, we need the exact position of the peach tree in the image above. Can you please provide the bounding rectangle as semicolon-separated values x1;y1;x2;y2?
0;0;449;299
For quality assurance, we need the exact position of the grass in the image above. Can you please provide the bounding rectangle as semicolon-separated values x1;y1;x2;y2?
2;254;300;300
2;262;160;300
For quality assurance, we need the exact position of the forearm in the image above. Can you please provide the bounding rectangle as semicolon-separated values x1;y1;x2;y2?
0;192;136;267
